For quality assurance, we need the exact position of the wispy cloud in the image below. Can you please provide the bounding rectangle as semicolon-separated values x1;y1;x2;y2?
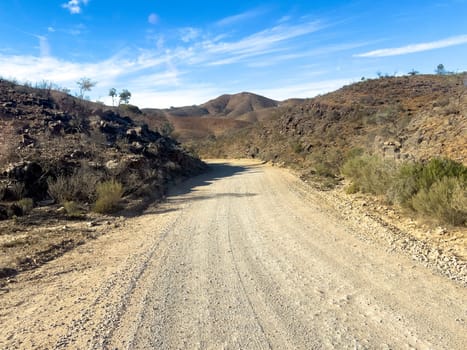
0;15;342;107
62;0;89;15
256;78;355;100
179;27;200;43
199;21;324;64
246;42;369;67
129;85;221;108
355;34;467;57
36;36;51;57
216;8;267;26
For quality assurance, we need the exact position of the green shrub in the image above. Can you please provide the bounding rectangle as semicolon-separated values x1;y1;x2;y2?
93;180;124;214
412;177;466;225
307;148;344;179
63;201;83;218
344;147;364;160
417;158;466;191
290;141;303;154
341;155;397;195
16;198;34;214
390;157;466;208
388;161;422;206
342;155;467;226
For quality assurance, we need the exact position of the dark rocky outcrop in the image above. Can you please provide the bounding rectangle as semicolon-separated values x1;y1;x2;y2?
0;79;207;219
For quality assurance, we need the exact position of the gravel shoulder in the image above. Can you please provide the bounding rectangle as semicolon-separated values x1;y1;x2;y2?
1;159;466;349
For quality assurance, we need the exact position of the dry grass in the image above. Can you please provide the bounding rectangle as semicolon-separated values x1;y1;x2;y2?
47;166;102;204
93;180;123;214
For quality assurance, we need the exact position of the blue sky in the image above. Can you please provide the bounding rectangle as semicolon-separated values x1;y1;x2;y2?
1;0;466;108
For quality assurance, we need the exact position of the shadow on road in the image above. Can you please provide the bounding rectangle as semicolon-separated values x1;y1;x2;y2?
168;162;250;197
122;161;258;217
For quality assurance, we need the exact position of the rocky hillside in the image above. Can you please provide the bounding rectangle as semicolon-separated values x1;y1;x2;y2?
195;74;466;167
200;92;278;118
0;79;206;218
141;92;279;141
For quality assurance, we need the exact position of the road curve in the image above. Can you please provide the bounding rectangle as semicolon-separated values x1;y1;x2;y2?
0;159;465;349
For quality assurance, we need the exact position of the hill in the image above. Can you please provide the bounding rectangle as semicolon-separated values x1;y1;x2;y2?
200;92;278;117
195;74;466;165
190;74;466;229
141;92;279;142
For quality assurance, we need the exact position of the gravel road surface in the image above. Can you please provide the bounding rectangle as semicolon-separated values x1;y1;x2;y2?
1;160;466;349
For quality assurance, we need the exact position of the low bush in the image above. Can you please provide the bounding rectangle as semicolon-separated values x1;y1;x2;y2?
342;155;467;226
93;180;123;214
63;201;83;218
341;155;397;196
47;166;102;203
388;161;422;205
16;198;34;215
308;148;344;179
412;177;466;225
416;157;466;190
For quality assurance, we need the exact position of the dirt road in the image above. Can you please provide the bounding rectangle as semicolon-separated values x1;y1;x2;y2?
1;160;466;349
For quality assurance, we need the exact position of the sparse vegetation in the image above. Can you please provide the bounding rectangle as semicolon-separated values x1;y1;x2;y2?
109;88;117;106
412;176;466;226
9;182;26;201
342;155;467;226
341;155;398;196
0;75;206;281
77;77;97;99
16;198;34;214
63;200;83;218
436;64;446;75
93;180;124;214
119;89;132;105
47;167;103;204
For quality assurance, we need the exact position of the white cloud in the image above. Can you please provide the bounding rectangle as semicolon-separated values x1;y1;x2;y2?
355;34;467;57
216;8;266;26
62;0;89;15
246;42;368;67
36;36;51;57
47;27;55;33
179;27;200;43
186;20;324;67
256;78;354;101
0;15;345;108
148;13;159;25
129;86;221;109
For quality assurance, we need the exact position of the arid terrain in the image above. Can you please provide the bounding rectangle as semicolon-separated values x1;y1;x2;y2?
0;79;205;279
0;160;466;349
0;75;466;349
